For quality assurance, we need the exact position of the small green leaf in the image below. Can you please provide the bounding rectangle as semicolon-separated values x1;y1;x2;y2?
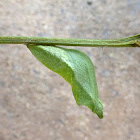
27;44;103;119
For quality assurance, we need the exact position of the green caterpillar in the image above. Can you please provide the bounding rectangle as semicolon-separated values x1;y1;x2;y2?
27;44;103;119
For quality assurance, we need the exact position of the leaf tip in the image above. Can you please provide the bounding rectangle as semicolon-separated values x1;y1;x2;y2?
97;111;103;119
94;100;104;119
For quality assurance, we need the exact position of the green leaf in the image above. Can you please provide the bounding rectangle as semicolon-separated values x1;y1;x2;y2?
27;44;103;119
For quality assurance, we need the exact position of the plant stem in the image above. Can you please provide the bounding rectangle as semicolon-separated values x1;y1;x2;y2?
0;34;140;47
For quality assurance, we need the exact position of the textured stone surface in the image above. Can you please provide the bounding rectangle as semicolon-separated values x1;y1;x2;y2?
0;0;140;140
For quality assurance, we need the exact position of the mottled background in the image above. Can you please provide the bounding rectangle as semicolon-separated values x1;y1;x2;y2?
0;0;140;140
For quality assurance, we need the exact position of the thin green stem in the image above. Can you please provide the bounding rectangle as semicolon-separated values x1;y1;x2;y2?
0;34;140;47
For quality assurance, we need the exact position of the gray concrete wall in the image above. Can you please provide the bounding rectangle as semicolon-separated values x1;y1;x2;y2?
0;0;140;140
